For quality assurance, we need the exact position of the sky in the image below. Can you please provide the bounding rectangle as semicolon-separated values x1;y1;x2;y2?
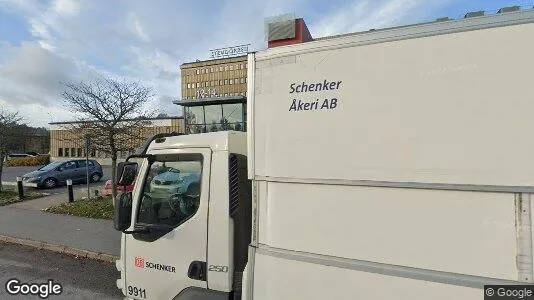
0;0;531;128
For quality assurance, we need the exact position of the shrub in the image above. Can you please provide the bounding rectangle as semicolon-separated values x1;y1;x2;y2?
5;154;50;167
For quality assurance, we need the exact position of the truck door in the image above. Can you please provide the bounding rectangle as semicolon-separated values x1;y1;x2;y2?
124;148;212;299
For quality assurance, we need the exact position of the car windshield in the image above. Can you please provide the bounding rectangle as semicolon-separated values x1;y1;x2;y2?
38;162;63;171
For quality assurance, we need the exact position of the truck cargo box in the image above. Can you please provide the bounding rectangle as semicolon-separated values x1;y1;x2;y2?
245;9;534;300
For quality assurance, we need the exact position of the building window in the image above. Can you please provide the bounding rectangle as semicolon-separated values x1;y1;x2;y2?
205;105;222;124
187;83;191;89
240;78;245;84
219;80;223;85
230;65;233;71
211;67;214;72
196;83;200;88
58;148;63;157
65;148;69;157
224;93;228;97
186;106;205;125
71;148;76;157
224;79;228;85
223;102;243;123
229;79;233;85
184;103;246;134
185;106;206;134
224;66;228;71
77;148;82;157
201;69;205;74
219;66;223;72
196;69;200;74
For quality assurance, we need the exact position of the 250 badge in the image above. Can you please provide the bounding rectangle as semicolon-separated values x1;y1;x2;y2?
208;265;229;273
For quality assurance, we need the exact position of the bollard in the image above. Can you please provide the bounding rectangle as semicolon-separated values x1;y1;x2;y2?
16;177;24;200
67;179;74;203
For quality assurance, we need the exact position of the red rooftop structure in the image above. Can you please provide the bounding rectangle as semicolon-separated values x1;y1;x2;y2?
267;17;313;48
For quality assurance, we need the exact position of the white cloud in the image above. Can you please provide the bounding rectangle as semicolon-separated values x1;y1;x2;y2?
53;0;81;16
127;12;150;42
29;19;52;40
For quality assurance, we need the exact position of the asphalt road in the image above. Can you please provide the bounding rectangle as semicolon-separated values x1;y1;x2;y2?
0;242;123;299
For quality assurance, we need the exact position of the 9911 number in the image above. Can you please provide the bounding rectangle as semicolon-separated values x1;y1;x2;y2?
128;285;146;298
208;265;229;273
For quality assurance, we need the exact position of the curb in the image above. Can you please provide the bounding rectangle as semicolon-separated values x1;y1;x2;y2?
0;234;118;264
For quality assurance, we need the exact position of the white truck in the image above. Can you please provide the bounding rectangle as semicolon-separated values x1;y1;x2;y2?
113;7;534;300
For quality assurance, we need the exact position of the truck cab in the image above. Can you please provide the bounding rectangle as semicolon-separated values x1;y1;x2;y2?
114;131;251;300
114;8;534;300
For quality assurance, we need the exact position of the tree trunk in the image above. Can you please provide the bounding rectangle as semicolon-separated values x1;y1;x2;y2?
111;153;117;203
0;152;3;193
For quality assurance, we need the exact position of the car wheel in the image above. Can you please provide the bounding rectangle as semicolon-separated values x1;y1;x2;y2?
90;173;102;183
43;178;58;189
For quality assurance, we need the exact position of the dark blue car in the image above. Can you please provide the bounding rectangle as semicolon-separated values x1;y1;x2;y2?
22;159;103;189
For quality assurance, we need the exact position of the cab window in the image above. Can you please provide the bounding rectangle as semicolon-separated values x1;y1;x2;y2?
136;154;203;227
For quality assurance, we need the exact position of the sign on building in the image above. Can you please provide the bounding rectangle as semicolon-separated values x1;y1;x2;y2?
196;88;218;99
209;44;250;59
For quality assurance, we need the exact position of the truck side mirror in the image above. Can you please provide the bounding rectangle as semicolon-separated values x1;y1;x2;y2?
114;192;132;231
117;162;138;186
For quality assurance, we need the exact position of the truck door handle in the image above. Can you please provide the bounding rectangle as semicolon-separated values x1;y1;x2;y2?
188;261;206;281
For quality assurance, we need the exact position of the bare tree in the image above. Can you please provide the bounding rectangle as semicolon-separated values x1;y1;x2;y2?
0;108;23;192
60;75;158;201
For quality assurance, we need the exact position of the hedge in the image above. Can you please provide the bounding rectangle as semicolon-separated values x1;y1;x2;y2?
5;154;50;167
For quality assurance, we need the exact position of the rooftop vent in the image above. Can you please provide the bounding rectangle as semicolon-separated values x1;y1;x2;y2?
498;6;520;13
265;13;297;42
464;10;485;18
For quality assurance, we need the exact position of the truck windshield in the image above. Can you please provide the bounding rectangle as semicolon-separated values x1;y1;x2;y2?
136;153;203;227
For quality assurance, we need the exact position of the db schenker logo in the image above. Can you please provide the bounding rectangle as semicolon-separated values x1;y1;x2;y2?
135;257;145;268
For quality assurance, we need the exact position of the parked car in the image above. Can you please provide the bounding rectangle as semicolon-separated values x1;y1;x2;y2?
22;159;103;189
149;167;201;200
102;179;134;196
6;153;35;160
